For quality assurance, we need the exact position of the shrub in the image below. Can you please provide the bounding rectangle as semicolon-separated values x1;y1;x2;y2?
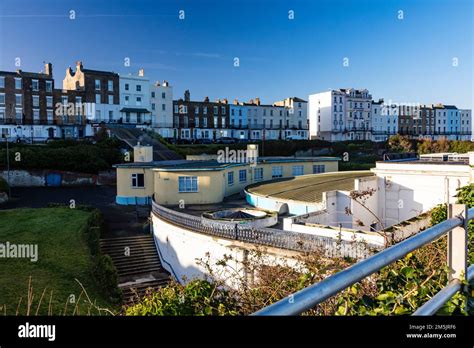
125;279;238;316
0;141;123;174
95;255;122;303
0;177;8;193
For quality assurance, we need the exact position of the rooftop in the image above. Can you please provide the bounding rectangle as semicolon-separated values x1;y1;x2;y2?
247;171;374;203
114;156;340;171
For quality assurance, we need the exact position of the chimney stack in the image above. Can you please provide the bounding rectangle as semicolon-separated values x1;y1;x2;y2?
184;90;190;102
44;62;53;77
138;68;145;77
204;96;209;102
233;99;238;105
255;97;261;106
76;61;83;70
222;98;228;104
249;99;254;105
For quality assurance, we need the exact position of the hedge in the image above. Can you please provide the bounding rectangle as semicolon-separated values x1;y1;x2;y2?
0;141;123;174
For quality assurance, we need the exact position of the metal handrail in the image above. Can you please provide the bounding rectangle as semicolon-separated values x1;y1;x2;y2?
252;208;474;315
151;201;379;259
412;264;474;315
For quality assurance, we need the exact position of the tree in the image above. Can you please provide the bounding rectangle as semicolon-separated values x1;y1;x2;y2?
417;139;433;154
388;135;413;153
432;137;449;153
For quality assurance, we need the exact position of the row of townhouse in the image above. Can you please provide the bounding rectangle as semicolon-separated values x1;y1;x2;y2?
172;92;308;141
309;88;472;142
0;61;308;143
0;61;173;141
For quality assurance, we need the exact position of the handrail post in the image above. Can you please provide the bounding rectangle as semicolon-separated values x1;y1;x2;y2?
447;204;468;282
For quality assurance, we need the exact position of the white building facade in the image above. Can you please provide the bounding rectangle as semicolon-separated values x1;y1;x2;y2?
371;100;399;142
150;80;173;138
119;70;151;126
309;88;373;141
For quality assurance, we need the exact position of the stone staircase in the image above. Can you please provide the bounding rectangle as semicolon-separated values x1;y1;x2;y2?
108;126;182;161
99;235;171;305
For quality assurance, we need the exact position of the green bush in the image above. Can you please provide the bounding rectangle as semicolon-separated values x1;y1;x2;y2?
0;177;8;193
0;141;123;174
125;279;238;316
95;254;122;303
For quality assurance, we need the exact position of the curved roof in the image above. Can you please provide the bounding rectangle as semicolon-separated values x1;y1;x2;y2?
247;171;374;203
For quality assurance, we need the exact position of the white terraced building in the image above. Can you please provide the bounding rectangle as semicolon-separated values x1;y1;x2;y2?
150;80;173;138
229;97;308;141
371;100;399;142
119;69;152;126
309;88;373;141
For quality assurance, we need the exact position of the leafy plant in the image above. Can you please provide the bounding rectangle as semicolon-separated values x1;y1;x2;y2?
125;279;239;316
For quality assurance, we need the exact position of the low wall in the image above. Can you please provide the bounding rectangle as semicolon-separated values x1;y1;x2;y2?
151;202;378;286
152;214;301;288
245;190;324;215
0;169;115;187
283;216;385;246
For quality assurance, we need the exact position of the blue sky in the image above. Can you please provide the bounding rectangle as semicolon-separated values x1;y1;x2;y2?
0;0;472;108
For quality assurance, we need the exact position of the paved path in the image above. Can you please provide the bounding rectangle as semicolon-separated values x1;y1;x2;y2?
1;186;150;238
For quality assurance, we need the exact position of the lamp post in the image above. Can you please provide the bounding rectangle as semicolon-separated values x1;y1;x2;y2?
3;133;11;198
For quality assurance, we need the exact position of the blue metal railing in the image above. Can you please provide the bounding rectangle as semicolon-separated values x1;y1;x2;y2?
253;206;474;316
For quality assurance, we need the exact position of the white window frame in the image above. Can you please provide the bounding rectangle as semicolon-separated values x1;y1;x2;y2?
32;79;39;91
15;78;22;90
131;173;145;188
254;168;264;181
108;80;113;92
312;164;325;174
227;171;234;186
239;169;247;183
95;79;101;90
46;80;53;93
178;176;198;193
46;96;53;108
272;166;283;178
292;165;304;176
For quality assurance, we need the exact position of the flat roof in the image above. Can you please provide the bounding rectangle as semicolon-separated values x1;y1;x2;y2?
114;156;340;171
247;171;374;203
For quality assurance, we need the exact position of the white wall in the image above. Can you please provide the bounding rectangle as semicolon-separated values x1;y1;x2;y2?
372;162;472;227
119;73;151;124
152;214;302;288
150;82;173;129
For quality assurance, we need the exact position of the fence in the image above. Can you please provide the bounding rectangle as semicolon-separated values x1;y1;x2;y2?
152;201;380;259
252;204;474;316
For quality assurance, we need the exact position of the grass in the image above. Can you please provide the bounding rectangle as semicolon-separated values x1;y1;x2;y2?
0;207;117;315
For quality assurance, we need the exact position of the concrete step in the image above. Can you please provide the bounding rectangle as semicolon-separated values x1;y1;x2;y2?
118;265;164;277
114;261;162;271
112;256;161;265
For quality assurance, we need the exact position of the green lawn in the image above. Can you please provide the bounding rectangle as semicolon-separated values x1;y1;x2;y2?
0;208;117;315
